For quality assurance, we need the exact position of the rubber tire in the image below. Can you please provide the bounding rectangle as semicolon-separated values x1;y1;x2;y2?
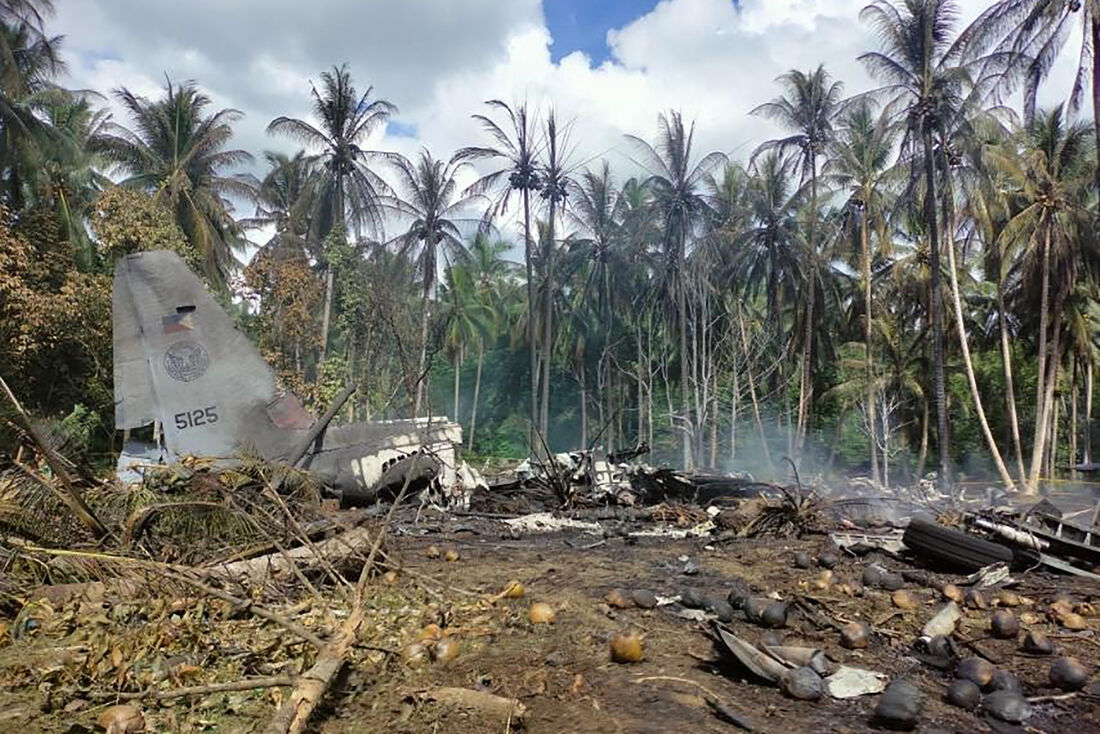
902;516;1014;571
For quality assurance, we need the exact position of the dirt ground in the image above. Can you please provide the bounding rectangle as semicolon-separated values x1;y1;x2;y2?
2;509;1100;733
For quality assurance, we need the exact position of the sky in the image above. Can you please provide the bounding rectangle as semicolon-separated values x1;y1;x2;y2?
49;0;1083;246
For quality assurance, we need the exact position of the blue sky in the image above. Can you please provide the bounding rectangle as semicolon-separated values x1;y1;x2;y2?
543;0;662;63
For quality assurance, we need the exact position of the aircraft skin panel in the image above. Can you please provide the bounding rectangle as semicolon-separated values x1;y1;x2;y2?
113;264;157;430
112;251;312;459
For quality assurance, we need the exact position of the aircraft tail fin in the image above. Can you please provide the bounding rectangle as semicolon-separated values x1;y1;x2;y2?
113;250;313;459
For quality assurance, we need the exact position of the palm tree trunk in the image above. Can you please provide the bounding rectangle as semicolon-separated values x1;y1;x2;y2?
523;187;538;449
945;208;1016;489
678;226;692;470
636;323;644;445
1028;226;1053;490
579;360;588;450
452;346;461;422
917;397;929;479
731;360;739;462
737;307;771;469
1039;312;1063;483
413;241;436;417
1092;18;1100;195
470;346;483;452
998;280;1027;483
710;391;719;469
1071;361;1078;473
319;266;334;366
1086;358;1093;465
796;158;818;456
1049;395;1060;477
540;196;556;446
922;126;950;485
862;206;879;484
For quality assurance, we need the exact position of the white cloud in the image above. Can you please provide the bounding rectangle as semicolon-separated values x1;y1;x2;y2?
50;0;1085;249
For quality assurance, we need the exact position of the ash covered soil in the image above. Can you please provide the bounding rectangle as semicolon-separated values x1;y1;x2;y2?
2;508;1099;733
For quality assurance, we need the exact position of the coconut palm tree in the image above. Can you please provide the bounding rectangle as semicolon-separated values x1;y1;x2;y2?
537;109;574;442
962;0;1100;187
568;160;623;450
268;64;396;359
990;104;1095;489
752;65;845;452
824;100;899;482
455;100;542;442
0;21;63;211
95;78;253;286
463;233;513;449
626;111;725;469
35;93;111;262
241;150;317;259
440;260;494;429
858;0;983;484
0;0;54;118
381;148;477;415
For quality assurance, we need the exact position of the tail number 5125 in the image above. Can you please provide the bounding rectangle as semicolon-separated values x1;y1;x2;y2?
174;406;218;430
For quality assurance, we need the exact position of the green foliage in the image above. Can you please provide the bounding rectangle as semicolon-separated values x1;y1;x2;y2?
89;186;196;270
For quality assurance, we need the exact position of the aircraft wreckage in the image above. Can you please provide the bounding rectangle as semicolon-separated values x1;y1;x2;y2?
112;250;464;504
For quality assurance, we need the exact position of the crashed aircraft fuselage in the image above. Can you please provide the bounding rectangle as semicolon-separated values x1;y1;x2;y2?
112;250;461;502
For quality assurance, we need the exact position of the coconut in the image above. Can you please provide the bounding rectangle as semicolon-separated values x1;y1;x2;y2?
874;679;922;729
1059;612;1088;630
926;635;954;659
97;705;145;734
991;669;1022;693
432;637;460;663
632;589;658;609
501;580;525;599
793;551;812;569
726;579;753;609
707;597;736;623
609;631;644;663
892;589;920;610
983;690;1032;723
945;679;980;710
1022;630;1054;655
990;610;1020;639
811;570;834;591
956;657;995;690
444;548;460;562
942;584;964;603
529;602;556;624
1050;657;1090;691
425;545;441;559
742;597;769;623
681;588;706;609
840;621;869;649
605;589;632;609
780;667;823;701
817;553;839;569
760;602;789;629
964;589;988;609
996;590;1021;607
